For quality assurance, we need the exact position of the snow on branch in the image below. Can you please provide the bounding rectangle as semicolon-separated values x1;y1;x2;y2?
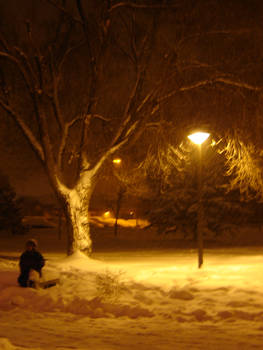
110;2;179;11
136;90;155;114
58;116;83;171
222;138;263;199
0;51;34;96
158;77;263;103
58;113;111;173
215;77;262;91
13;47;38;88
49;40;88;131
0;98;45;162
110;114;132;147
88;120;139;177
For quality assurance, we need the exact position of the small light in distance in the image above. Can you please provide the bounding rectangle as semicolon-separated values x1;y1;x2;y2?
104;211;111;217
113;158;122;164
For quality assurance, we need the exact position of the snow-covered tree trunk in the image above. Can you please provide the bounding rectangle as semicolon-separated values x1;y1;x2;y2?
57;172;95;255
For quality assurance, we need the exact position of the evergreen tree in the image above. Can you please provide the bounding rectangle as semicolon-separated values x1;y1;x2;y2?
138;136;263;240
0;172;26;235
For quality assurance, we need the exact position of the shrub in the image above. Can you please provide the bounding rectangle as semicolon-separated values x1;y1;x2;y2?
95;270;126;302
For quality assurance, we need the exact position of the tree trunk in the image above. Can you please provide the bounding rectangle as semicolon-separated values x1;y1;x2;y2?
114;186;126;237
58;209;63;240
57;175;94;256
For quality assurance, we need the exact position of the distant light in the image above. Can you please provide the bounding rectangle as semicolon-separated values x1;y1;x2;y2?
113;158;122;164
129;211;134;216
104;211;111;217
188;132;210;145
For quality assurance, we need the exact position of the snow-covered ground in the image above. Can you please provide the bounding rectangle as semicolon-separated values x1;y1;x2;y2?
1;231;263;349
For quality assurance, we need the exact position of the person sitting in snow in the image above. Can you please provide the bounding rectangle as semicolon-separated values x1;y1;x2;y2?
17;238;45;288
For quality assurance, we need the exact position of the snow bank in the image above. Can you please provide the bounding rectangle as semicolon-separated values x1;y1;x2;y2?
2;250;263;323
0;253;155;319
1;247;263;349
90;215;149;228
0;338;16;350
0;338;37;350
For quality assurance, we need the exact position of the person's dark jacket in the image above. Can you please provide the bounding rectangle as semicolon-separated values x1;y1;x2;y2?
17;250;45;287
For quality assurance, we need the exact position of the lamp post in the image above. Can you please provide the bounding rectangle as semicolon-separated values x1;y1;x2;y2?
187;132;210;268
112;158;124;236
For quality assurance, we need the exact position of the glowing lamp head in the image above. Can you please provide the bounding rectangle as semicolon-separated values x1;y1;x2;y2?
104;211;111;217
113;158;122;165
188;132;210;145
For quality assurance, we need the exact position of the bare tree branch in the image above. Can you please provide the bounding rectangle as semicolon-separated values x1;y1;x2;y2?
110;2;179;12
0;50;48;154
0;51;35;95
58;113;109;172
158;77;263;103
109;72;143;147
0;98;45;161
14;47;39;89
48;49;64;130
57;40;87;74
46;0;82;23
0;31;9;51
89;120;139;176
58;116;82;171
177;28;257;51
215;77;262;91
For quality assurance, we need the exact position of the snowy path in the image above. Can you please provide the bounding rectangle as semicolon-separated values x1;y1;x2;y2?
1;248;263;349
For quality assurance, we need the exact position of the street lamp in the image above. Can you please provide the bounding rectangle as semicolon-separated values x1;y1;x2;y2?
188;131;210;268
188;132;210;145
112;158;124;236
113;158;122;165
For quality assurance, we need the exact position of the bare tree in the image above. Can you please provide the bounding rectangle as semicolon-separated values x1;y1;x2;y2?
0;0;174;255
0;0;262;255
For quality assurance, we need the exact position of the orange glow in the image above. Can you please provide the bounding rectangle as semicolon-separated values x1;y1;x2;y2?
104;211;111;217
113;158;122;164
